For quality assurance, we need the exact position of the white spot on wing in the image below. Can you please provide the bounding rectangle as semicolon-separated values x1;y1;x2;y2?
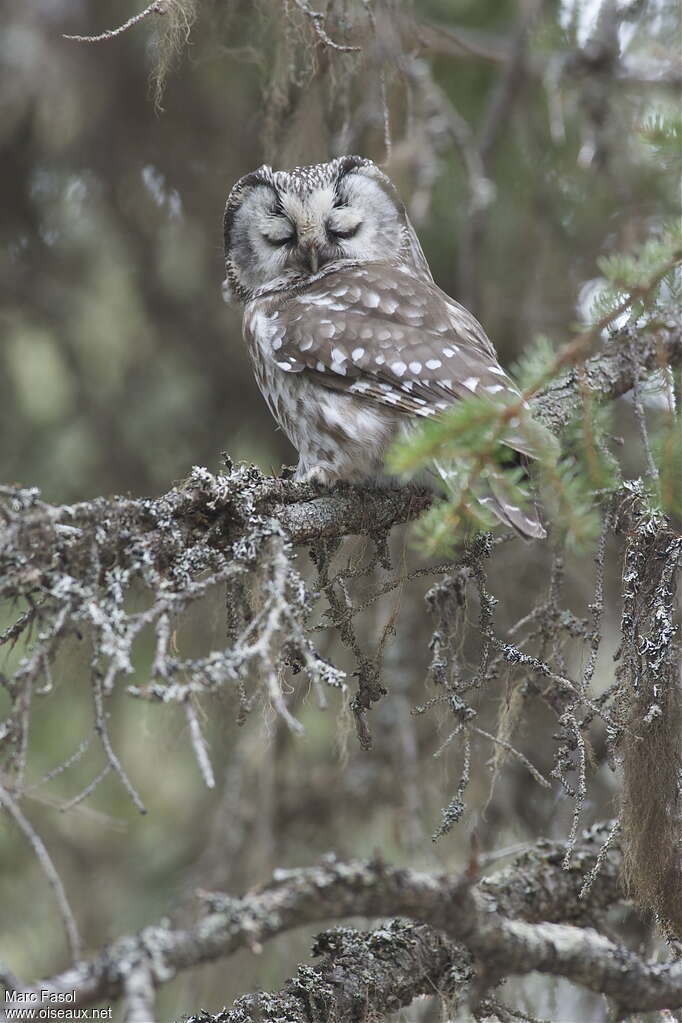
409;361;422;374
352;347;365;361
391;361;407;377
463;376;479;392
426;358;441;370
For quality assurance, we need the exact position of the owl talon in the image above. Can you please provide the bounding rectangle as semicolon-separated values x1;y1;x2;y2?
294;465;337;487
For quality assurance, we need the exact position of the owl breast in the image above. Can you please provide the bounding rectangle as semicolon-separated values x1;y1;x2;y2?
246;304;402;484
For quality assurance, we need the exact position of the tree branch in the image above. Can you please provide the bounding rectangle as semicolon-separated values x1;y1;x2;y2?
2;325;677;565
63;1;168;43
3;825;637;1018
1;324;680;1022
529;323;681;434
192;922;470;1023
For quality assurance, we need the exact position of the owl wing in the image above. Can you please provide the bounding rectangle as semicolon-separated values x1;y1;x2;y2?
247;262;547;459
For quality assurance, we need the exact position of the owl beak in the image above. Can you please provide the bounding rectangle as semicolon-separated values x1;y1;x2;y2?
300;242;319;275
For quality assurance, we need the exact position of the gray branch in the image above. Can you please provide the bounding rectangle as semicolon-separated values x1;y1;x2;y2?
1;319;680;1023
4;825;653;1020
528;323;681;434
1;325;678;564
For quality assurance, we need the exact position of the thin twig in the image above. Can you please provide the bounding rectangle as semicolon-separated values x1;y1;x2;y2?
289;0;360;52
579;817;621;900
29;738;93;801
474;726;551;789
185;701;216;789
562;713;588;870
63;1;168;43
0;785;82;961
59;765;112;813
93;673;147;814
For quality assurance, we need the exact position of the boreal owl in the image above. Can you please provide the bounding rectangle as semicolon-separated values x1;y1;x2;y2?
223;155;549;539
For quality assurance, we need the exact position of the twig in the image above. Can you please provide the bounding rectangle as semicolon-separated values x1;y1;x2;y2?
474;726;551;789
0;785;82;961
93;673;147;814
63;1;168;43
561;712;588;869
185;702;216;789
289;0;360;53
59;766;112;813
579;817;621;901
29;736;94;789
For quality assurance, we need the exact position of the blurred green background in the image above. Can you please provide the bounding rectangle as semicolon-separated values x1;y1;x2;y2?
1;0;679;1020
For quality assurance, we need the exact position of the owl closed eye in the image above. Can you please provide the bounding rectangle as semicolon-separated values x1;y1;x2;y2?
223;155;433;300
223;156;551;540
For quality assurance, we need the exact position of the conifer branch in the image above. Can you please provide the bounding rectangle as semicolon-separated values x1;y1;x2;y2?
2;827;635;1017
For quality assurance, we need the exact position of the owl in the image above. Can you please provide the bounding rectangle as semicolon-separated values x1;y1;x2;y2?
223;155;548;539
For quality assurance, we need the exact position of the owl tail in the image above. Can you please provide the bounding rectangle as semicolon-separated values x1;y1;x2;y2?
434;460;546;541
481;465;546;540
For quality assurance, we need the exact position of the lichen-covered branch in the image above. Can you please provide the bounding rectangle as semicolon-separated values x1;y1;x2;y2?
193;922;471;1023
1;324;678;568
1;325;680;1020
3;825;643;1019
530;323;681;434
209;911;682;1021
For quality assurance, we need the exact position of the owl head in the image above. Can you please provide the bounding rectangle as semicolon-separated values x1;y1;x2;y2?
223;155;431;302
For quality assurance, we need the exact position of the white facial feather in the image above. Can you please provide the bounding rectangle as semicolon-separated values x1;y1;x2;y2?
224;157;426;299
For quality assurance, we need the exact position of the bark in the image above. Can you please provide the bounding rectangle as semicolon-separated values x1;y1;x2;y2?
1;327;680;1023
1;325;679;566
3;825;645;1021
